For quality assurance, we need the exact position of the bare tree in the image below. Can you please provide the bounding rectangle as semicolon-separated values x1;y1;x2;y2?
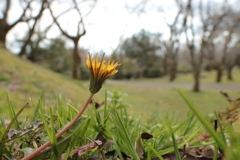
219;17;240;82
206;7;240;82
0;0;32;48
18;0;49;57
183;0;225;91
162;0;185;81
48;0;97;79
225;42;240;80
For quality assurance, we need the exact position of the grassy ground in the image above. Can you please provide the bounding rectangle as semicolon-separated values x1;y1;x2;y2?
104;67;240;120
104;83;240;120
127;69;240;84
0;47;239;121
0;48;104;118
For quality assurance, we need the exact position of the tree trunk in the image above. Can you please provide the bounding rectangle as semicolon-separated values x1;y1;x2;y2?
72;40;80;79
193;70;200;92
169;64;177;81
169;57;178;81
163;54;168;76
216;66;223;83
0;19;8;48
226;66;233;80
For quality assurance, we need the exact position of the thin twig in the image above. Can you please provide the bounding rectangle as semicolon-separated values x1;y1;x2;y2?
220;90;233;102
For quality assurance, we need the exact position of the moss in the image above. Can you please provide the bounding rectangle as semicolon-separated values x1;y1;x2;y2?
218;99;240;125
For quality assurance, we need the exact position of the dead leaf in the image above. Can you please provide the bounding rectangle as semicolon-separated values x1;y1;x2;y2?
141;132;153;139
136;137;144;159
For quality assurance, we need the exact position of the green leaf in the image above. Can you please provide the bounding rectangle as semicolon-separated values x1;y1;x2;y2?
64;116;87;135
19;147;35;156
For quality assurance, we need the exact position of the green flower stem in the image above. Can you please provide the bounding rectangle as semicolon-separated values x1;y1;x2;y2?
21;94;93;160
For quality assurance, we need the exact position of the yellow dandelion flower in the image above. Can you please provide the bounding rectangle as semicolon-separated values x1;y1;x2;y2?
86;53;121;94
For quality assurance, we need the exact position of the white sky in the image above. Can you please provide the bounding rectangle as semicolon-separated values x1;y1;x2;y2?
78;0;169;54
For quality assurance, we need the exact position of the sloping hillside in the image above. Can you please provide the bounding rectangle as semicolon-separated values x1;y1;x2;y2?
0;47;102;118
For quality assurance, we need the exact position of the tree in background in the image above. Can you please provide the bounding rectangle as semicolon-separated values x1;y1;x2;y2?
46;37;72;75
48;0;97;79
205;6;240;82
18;0;49;57
1;0;97;80
26;35;90;78
162;0;186;81
0;0;48;49
26;36;73;75
118;29;162;79
225;44;240;80
183;0;226;92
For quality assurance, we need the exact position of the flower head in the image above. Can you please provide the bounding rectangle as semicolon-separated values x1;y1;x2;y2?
86;53;121;94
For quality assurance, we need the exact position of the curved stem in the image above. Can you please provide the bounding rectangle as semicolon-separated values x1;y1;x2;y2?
21;94;93;160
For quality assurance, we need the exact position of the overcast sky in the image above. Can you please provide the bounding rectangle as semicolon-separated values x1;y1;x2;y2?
2;0;182;54
3;0;235;55
76;0;176;54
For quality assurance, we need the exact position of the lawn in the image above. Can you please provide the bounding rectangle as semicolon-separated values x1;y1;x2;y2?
131;69;240;84
0;47;239;121
103;83;240;121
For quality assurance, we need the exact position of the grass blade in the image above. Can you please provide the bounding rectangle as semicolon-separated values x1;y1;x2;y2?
159;126;203;155
178;89;227;150
0;103;29;158
165;118;181;160
144;142;164;160
49;108;59;159
67;103;79;114
111;110;140;160
32;91;45;122
214;111;227;144
7;95;20;129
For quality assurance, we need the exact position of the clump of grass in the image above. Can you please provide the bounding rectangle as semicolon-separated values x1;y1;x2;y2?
1;90;240;159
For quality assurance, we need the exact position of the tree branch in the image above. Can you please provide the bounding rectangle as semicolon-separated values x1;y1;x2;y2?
9;0;33;29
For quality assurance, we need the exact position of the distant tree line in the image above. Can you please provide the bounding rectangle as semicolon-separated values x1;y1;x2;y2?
113;30;162;79
23;35;90;80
